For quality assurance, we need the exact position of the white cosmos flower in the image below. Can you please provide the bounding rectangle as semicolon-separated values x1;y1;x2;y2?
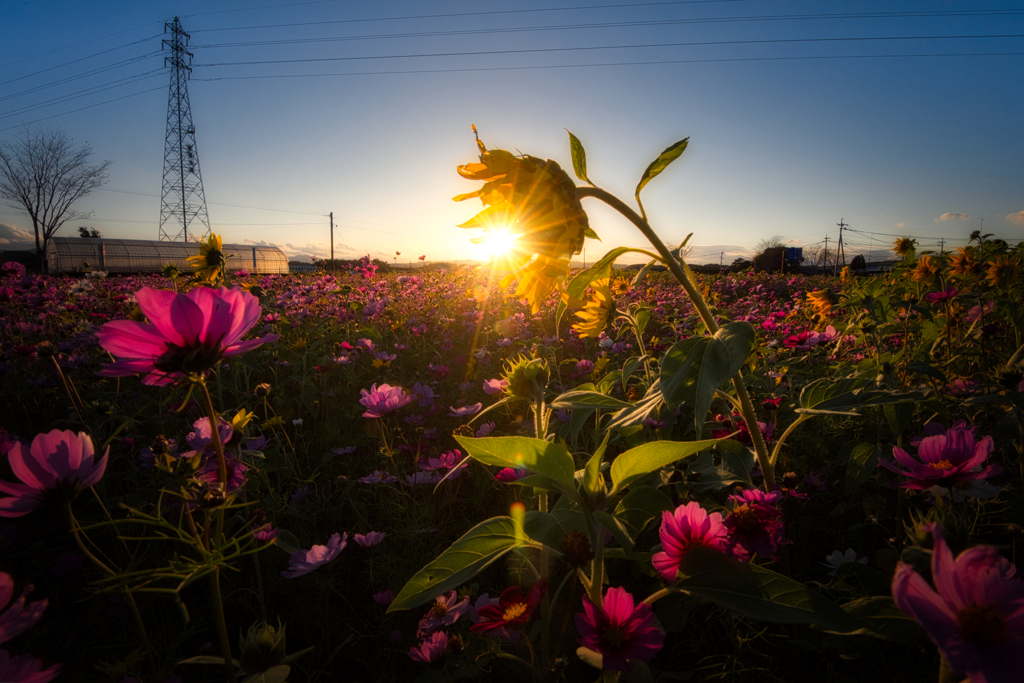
822;548;868;576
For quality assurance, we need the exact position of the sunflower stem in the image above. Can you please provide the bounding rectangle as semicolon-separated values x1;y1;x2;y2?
577;186;776;489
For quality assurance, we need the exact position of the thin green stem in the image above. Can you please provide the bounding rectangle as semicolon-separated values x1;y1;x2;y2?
770;415;810;467
577;186;776;488
588;515;605;608
198;381;228;488
208;569;235;682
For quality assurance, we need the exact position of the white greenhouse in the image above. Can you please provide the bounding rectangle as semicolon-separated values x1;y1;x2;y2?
45;237;289;275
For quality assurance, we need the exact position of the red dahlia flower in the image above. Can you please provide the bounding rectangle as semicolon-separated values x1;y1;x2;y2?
469;580;546;640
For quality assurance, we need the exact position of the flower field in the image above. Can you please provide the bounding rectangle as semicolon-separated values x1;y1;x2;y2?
1;134;1023;683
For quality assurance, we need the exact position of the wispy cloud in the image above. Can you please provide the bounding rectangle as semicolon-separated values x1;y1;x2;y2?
1007;210;1024;226
936;212;970;222
0;223;35;248
896;222;906;228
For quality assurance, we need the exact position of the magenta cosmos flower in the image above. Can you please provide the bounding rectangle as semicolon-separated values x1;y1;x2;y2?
0;573;47;644
892;524;1024;682
417;590;469;637
879;422;1001;491
359;383;412;418
0;650;60;683
723;488;789;563
0;430;108;518
281;532;347;578
652;501;728;582
96;286;280;386
575;586;665;672
408;630;448;665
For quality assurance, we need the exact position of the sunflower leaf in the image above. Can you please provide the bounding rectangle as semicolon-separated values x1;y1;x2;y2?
635;137;689;199
567;130;590;183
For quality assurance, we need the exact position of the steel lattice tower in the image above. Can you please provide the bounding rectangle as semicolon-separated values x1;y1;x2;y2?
159;17;211;242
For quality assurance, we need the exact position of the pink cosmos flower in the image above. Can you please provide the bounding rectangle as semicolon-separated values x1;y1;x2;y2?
475;421;495;438
482;379;508;395
495;467;528;483
359;383;412;418
575;586;665;672
0;650;60;683
652;502;729;582
0;573;47;644
408;630;448;665
448;403;482;417
879;422;1001;492
373;589;395;606
96;287;279;386
0;430;108;518
353;531;386;548
417;590;469;637
281;532;347;578
892;524;1024;682
924;287;959;304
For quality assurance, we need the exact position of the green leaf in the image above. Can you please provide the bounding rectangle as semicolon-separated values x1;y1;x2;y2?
567;130;589;183
274;529;301;555
635;137;689;199
844;442;881;495
885;403;915;440
660;323;754;437
606;379;665;432
796;377;873;416
241;666;291;683
610;485;673;550
610;439;718;494
675;547;870;633
621;355;648;392
549;390;632;411
388;517;535;612
455;436;578;499
905;362;947;384
841;597;921;642
582;435;610;500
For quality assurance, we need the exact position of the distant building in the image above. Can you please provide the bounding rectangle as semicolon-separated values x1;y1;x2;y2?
288;261;317;273
46;237;288;275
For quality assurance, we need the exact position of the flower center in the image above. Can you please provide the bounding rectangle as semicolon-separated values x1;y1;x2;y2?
503;602;528;622
155;342;221;375
927;459;954;470
957;603;1007;647
602;624;628;647
730;504;762;534
430;603;448;619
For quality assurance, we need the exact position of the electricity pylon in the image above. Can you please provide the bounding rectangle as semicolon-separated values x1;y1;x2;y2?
159;17;211;242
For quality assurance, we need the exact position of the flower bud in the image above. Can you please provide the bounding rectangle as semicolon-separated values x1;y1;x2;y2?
502;356;549;403
238;620;288;674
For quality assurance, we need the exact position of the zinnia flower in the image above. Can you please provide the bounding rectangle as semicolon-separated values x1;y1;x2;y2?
453;127;591;312
652;501;729;582
575;586;665;672
359;383;412;418
878;422;1001;493
470;580;546;640
96;286;279;386
0;430;108;518
0;573;47;644
892;524;1024;683
281;533;347;578
723;489;789;563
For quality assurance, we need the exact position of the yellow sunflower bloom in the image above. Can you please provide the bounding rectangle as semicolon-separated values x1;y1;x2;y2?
949;246;986;279
454;127;590;312
806;289;839;317
187;233;229;282
892;237;917;257
986;255;1021;287
611;277;631;296
911;254;943;284
572;278;616;338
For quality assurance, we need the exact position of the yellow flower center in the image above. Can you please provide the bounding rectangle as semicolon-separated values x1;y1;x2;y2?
927;460;954;470
503;602;528;622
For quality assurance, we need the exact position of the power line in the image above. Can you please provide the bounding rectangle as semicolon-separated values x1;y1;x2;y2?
188;1;755;32
193;34;1024;69
0;35;162;88
0;71;166;120
0;23;162;69
0;86;165;133
0;51;164;103
190;11;1024;49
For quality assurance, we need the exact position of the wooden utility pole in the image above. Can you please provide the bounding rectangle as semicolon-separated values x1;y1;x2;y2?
329;212;334;272
833;219;847;276
823;235;829;270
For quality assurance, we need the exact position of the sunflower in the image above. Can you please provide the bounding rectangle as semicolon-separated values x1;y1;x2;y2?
910;254;943;284
188;233;229;282
454;127;591;312
611;277;631;296
892;237;917;257
949;246;986;279
986;255;1021;287
573;278;616;338
806;289;839;317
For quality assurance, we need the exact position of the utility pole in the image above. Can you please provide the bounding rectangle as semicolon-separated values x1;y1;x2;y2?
330;212;334;272
159;17;211;242
833;219;847;276
823;235;829;271
720;251;724;268
938;237;944;255
868;235;874;265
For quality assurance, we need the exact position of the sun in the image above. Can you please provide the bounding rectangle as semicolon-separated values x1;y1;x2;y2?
477;227;520;259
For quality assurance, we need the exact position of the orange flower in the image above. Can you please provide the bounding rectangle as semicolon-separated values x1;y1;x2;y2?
454;127;591;311
806;289;839;317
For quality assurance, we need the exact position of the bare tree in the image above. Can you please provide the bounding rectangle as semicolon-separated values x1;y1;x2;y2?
0;129;110;256
754;235;786;255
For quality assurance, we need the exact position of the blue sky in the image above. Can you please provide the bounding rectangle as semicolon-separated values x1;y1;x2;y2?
1;0;1022;264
